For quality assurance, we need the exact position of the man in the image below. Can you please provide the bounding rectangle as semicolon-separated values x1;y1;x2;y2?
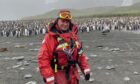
38;9;91;84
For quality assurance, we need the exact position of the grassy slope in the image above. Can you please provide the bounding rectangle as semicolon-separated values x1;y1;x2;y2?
21;2;140;20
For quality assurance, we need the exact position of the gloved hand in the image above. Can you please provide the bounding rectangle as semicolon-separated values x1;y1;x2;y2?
43;77;55;84
85;73;90;80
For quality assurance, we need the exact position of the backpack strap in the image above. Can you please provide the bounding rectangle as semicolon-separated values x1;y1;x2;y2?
51;35;80;80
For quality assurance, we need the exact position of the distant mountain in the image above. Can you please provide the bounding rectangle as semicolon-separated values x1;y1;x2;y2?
21;2;140;20
21;6;117;20
108;2;140;14
134;0;140;3
21;9;85;20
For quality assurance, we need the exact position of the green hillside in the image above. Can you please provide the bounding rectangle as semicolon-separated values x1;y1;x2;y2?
21;2;140;20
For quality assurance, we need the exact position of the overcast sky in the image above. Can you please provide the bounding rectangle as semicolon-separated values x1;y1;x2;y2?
0;0;139;20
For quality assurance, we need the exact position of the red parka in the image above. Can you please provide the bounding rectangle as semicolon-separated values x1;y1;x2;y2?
38;23;90;84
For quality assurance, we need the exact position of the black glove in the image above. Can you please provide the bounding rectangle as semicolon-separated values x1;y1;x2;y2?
85;73;90;80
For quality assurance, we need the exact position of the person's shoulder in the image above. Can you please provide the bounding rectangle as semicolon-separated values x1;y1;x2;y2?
48;22;54;28
71;23;78;28
71;23;78;34
47;22;54;30
43;33;55;44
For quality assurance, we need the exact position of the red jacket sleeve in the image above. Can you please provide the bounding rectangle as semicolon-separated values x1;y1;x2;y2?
76;36;91;75
78;53;91;75
38;34;55;83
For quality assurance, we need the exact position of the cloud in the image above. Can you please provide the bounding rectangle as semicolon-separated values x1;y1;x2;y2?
45;0;58;4
121;0;133;6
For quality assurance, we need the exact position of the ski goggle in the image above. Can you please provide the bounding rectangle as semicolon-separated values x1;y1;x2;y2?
59;12;72;20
